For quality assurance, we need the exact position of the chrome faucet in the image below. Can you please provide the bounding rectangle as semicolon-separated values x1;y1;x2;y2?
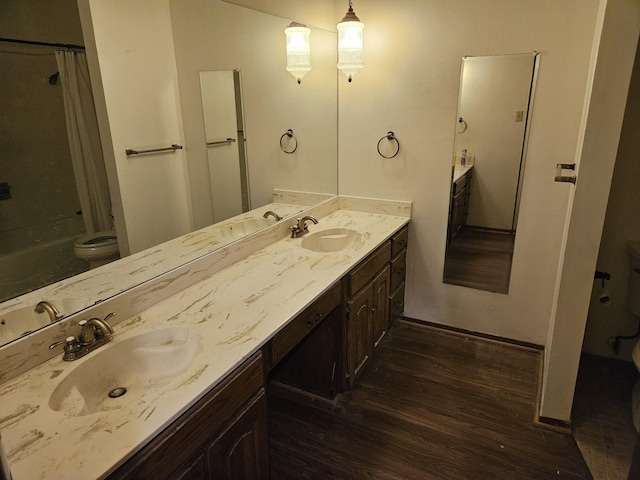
49;313;115;361
290;216;318;238
263;210;283;221
34;301;62;323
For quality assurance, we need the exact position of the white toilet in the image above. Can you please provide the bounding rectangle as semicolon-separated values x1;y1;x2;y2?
74;230;120;269
627;241;640;430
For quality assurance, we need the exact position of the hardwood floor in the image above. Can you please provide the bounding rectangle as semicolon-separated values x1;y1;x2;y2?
268;319;592;479
443;227;515;294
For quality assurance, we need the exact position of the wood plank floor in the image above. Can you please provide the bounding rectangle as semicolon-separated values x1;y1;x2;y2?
443;227;515;294
268;319;592;479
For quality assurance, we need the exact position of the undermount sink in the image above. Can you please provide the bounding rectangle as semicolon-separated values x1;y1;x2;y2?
49;327;202;416
301;228;361;252
0;298;85;345
221;218;275;239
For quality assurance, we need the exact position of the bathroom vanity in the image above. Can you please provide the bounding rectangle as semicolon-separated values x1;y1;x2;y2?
448;165;473;243
0;196;410;479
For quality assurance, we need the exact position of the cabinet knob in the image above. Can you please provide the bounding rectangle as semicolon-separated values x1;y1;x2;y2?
306;312;323;328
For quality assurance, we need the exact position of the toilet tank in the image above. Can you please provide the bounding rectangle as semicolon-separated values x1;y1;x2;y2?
629;241;640;316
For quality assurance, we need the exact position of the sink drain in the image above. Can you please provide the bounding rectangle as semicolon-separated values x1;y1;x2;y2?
108;387;127;398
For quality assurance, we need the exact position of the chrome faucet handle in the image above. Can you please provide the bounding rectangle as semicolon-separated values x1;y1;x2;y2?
49;336;81;361
49;336;76;350
78;320;94;344
79;317;114;344
290;219;303;238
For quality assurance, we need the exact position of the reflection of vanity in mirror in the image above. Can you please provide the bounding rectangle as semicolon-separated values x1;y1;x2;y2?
443;53;539;294
0;0;337;348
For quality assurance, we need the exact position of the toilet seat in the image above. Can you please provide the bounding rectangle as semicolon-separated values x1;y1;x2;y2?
74;230;119;261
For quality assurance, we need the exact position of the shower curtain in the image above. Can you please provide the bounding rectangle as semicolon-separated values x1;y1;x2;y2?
55;50;111;234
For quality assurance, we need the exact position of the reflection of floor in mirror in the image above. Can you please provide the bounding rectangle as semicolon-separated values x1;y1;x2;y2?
572;353;637;480
443;226;515;294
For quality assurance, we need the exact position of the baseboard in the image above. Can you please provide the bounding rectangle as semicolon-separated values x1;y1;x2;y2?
399;316;543;352
399;317;574;434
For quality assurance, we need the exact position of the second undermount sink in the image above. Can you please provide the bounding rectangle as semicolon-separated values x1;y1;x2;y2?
222;218;275;239
49;327;202;416
0;298;85;345
301;228;361;252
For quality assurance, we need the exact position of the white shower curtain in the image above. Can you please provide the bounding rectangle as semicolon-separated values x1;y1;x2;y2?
55;50;111;234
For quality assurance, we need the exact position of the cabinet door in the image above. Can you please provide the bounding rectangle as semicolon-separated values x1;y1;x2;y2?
173;454;208;480
348;283;372;381
208;389;269;480
371;265;390;349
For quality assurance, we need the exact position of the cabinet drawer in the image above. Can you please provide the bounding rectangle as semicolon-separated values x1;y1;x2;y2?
270;282;341;367
391;226;409;257
390;249;407;293
348;242;391;296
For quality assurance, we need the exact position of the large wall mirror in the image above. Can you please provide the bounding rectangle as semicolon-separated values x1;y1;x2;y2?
443;53;539;294
0;0;337;348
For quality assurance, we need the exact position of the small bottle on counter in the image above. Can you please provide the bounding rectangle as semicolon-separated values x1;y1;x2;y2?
461;149;467;166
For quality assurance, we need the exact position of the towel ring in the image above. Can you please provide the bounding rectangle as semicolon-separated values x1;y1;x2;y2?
457;117;468;134
377;131;400;159
280;129;297;154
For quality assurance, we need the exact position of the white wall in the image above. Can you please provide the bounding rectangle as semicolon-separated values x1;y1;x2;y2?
582;35;640;361
338;0;600;346
457;54;535;231
169;0;338;230
79;0;193;255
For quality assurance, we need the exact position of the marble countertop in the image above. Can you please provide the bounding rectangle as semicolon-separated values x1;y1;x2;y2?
0;199;410;480
0;191;326;330
452;164;474;183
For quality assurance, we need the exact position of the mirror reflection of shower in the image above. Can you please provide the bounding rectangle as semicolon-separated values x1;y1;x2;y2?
0;38;111;301
443;53;539;294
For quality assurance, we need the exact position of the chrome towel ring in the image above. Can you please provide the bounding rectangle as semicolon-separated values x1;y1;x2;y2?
377;131;400;159
280;129;298;154
457;117;468;134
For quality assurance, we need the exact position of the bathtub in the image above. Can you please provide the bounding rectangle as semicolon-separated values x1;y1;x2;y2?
0;216;89;302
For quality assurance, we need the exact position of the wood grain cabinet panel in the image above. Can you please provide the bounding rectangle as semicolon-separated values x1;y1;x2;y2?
109;353;268;480
208;389;269;480
371;265;390;349
348;283;373;381
269;282;341;369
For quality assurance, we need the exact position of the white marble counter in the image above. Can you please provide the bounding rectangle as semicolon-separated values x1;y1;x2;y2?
0;191;324;326
0;197;410;480
452;164;474;183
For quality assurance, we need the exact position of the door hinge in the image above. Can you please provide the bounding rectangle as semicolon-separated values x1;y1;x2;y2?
555;163;576;184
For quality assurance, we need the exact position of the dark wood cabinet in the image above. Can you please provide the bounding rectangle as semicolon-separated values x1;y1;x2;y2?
448;170;472;242
107;225;409;479
268;282;345;399
109;352;268;480
207;389;269;480
371;264;391;349
389;226;408;327
346;243;393;384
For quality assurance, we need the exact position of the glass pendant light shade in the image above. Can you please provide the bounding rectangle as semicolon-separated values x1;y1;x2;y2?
337;2;364;82
285;22;311;84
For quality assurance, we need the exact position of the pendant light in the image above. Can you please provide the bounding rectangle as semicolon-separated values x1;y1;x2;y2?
337;1;364;82
285;22;311;84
